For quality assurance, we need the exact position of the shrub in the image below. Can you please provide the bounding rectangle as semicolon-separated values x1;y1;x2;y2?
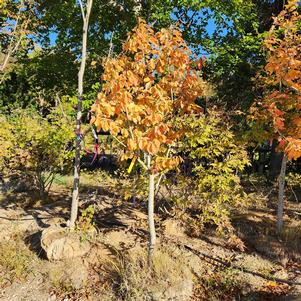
0;108;73;196
173;110;250;234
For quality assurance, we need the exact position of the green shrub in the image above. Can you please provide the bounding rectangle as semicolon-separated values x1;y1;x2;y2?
0;108;74;195
174;110;250;233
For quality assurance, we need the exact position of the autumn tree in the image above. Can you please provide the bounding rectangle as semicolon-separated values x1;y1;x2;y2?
92;20;204;260
250;0;301;232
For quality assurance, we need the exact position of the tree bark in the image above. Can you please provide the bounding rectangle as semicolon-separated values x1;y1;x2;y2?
147;155;156;264
277;153;287;233
268;139;283;181
69;0;93;228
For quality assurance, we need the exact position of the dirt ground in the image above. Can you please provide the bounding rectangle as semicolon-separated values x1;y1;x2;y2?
0;173;301;301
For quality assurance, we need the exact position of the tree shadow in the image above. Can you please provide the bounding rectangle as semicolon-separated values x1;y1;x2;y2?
232;208;301;262
24;231;47;260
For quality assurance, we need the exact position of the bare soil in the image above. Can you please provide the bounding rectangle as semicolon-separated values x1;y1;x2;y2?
0;175;300;301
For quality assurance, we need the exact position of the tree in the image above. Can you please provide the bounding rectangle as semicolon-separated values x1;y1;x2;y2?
92;19;204;260
2;0;259;110
250;0;301;232
0;0;36;84
69;0;93;228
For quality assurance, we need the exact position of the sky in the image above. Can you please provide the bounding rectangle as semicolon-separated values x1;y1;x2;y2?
47;8;223;50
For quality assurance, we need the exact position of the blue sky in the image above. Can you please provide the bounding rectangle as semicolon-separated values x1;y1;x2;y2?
48;7;222;45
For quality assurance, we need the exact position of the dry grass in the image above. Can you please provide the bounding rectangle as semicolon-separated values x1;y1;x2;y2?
193;267;242;301
280;222;301;255
0;234;36;286
48;259;88;295
110;246;192;301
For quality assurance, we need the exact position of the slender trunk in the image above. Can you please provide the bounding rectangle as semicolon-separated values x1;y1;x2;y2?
277;153;287;233
147;155;156;264
69;0;93;227
258;149;265;174
268;139;283;181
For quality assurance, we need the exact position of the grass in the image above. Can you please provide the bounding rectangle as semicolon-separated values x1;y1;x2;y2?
48;265;74;294
110;246;192;301
48;259;88;295
0;234;36;286
52;170;115;190
280;222;301;255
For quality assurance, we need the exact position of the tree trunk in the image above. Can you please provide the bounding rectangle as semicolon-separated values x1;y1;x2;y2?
277;153;287;233
147;155;156;264
269;139;283;181
69;0;93;228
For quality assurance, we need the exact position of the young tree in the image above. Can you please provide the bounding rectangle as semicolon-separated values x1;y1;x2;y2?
91;20;204;260
69;0;93;228
250;0;301;232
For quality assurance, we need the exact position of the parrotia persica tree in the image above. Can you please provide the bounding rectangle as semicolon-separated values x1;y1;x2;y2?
92;19;204;260
250;0;301;232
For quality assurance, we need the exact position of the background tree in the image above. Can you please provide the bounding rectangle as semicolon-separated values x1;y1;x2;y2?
250;0;301;232
1;0;265;112
0;0;37;81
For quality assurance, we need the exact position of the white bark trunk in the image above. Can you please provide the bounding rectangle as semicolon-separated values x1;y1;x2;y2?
147;155;156;263
69;0;93;227
277;153;287;233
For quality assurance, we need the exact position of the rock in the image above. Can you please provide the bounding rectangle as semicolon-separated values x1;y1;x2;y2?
41;225;90;261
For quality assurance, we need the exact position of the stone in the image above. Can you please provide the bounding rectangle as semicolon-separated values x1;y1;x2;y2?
41;225;90;261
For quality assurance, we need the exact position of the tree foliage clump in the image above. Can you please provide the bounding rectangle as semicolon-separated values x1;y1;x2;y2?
250;0;301;160
175;110;249;233
0;109;73;195
92;19;203;167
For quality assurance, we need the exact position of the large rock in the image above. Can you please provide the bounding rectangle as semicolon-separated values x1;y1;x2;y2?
41;225;90;261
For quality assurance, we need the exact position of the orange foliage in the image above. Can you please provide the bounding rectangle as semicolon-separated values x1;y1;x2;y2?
91;19;204;171
251;0;301;160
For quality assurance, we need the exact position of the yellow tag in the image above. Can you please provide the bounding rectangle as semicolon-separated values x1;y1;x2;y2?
127;156;137;174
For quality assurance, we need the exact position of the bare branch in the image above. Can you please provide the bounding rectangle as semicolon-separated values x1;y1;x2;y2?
77;0;86;21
